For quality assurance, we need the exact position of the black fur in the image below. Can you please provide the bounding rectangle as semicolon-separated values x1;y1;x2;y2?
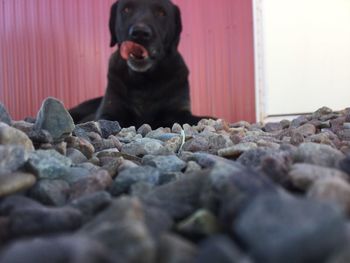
69;0;214;128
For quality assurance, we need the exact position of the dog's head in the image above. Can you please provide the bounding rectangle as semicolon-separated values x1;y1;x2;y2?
109;0;182;73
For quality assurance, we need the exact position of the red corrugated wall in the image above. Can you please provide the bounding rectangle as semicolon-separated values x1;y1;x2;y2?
0;0;255;123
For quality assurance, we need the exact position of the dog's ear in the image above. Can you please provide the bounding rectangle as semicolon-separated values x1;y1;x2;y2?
109;2;118;47
172;5;183;49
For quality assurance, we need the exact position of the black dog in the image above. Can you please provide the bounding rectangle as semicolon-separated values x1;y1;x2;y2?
69;0;213;128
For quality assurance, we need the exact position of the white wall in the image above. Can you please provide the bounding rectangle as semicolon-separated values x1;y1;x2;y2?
259;0;350;117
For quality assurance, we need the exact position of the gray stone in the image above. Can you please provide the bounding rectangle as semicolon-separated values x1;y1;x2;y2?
30;130;54;145
100;157;124;177
91;138;119;152
76;162;101;173
65;136;95;159
183;124;199;138
308;132;336;146
73;121;101;140
145;129;175;141
34;97;75;142
218;142;258;158
308;177;350;215
177;209;220;237
157;234;198;263
0;235;112;263
70;191;112;222
172;123;183;134
142;155;187;173
24;116;36;123
0;172;36;197
27;149;72;179
66;147;88;164
80;197;156;263
0;123;34;151
259;153;293;187
97;150;140;163
230;120;251;129
201;160;277;222
0;103;12;125
207;133;234;154
319;120;332;129
97;119;121;138
196;235;252;263
295;123;316;137
209;162;275;194
330;117;346;133
185;161;202;173
137;124;152;137
280;119;291;129
337;129;350;141
241;130;278;144
295;142;345;168
182;136;210;152
152;133;180;142
313;106;333;119
213;119;230;131
130;182;155;197
234;193;347;263
53;141;67;155
264;122;283;132
327;245;350;263
11;120;34;133
121;138;165;157
158;172;184;185
0;195;42;215
339;155;350;175
69;170;113;200
288;163;349;191
9;205;82;237
290;115;309;128
343;122;350;129
187;152;239;168
321;113;341;122
29;179;70;206
60;167;95;185
143;205;174;239
164;135;183;153
23;129;54;147
237;148;276;168
117;159;140;171
107;135;123;150
142;172;208;219
117;126;138;141
0;217;9;243
110;166;161;195
0;145;28;174
290;131;305;145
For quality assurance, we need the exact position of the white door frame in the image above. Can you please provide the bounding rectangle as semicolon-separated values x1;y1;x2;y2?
252;0;266;122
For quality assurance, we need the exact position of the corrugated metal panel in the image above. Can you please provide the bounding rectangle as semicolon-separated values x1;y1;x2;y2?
0;0;255;123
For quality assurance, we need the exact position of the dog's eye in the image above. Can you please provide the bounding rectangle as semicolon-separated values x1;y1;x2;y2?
155;8;166;17
122;6;132;14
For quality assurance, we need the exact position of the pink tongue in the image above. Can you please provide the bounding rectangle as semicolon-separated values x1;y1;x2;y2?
120;41;149;60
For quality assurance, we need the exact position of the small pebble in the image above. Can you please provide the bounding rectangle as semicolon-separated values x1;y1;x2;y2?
0;103;12;125
34;97;75;142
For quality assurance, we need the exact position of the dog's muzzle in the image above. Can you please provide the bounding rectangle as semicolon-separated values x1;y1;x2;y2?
120;41;153;72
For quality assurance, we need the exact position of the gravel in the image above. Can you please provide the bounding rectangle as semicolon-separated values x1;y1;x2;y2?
1;97;350;263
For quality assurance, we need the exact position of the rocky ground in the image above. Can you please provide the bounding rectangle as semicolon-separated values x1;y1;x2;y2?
1;97;350;263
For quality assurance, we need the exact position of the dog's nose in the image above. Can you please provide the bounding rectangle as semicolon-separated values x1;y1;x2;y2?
129;24;152;41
